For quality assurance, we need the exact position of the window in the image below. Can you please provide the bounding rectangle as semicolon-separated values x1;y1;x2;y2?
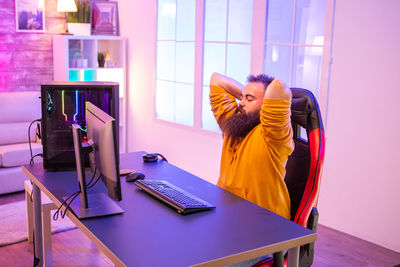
156;0;196;126
156;0;333;131
264;0;327;100
202;0;253;131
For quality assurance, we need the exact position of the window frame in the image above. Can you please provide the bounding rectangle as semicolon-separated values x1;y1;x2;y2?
155;0;335;132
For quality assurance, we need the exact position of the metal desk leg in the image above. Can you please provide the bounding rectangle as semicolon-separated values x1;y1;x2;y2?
42;203;53;266
25;182;34;242
287;246;300;267
33;183;43;266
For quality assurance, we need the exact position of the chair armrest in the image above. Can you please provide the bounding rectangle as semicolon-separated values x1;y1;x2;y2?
307;207;319;232
298;207;319;267
272;251;284;267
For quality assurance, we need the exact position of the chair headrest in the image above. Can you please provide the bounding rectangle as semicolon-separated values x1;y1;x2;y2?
290;88;323;131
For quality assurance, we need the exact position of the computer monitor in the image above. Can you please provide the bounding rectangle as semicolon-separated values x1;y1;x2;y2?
69;101;123;219
86;101;122;201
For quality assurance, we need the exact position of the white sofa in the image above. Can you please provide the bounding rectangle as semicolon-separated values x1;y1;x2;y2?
0;91;42;195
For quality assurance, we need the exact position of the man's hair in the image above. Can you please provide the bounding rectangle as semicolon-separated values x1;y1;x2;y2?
247;74;274;90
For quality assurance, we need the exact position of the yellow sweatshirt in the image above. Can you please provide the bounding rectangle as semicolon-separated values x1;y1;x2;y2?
210;85;293;219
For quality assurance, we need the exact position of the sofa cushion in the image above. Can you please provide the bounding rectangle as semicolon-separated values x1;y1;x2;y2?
0;91;41;123
0;122;38;146
0;143;42;167
0;166;28;194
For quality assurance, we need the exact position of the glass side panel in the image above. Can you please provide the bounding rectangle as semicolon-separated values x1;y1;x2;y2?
175;83;194;126
156;80;175;121
175;42;195;84
156;41;176;81
263;45;291;86
291;46;323;99
42;87;115;168
203;42;226;85
294;0;326;45
266;0;294;44
204;0;228;42
227;0;253;43
157;0;176;40
226;44;251;85
201;85;221;132
176;0;195;41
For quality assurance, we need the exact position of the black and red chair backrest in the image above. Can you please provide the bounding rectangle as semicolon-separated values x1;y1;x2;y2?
285;88;325;228
253;88;325;267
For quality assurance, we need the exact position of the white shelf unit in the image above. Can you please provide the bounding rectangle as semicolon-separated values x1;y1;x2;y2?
53;35;127;153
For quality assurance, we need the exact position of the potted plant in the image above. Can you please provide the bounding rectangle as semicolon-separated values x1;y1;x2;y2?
67;0;91;35
98;52;105;67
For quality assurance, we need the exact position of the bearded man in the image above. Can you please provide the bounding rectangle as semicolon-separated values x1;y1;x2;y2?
210;73;294;219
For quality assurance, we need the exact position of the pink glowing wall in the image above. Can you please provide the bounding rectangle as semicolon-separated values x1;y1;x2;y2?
0;0;64;92
118;0;400;253
318;0;400;253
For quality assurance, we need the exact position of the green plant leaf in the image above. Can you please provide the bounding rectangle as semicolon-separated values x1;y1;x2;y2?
67;0;91;23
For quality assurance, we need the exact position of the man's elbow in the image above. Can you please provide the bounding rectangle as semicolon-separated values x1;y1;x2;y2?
283;87;292;102
265;78;292;101
210;72;220;86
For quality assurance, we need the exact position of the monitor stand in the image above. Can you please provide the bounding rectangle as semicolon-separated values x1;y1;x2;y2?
64;193;123;219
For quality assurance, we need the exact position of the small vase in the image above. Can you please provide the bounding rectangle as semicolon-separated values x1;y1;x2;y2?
98;60;105;68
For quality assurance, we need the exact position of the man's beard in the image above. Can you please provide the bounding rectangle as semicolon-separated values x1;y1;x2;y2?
221;107;261;142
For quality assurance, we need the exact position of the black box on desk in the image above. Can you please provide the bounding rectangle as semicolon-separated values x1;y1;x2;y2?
41;81;119;170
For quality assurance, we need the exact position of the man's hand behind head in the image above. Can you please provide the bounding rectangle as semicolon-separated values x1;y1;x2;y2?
264;78;292;101
210;72;244;100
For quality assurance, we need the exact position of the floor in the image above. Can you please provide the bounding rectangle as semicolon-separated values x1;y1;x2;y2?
0;191;399;267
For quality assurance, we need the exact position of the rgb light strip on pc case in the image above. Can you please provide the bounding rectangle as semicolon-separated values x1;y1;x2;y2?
62;90;82;124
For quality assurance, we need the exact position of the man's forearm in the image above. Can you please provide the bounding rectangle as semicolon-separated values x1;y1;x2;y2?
210;72;243;99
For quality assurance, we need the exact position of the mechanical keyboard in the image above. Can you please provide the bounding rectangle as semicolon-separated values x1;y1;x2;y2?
134;180;215;214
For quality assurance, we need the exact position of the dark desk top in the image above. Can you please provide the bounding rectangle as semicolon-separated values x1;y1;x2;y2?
23;151;316;267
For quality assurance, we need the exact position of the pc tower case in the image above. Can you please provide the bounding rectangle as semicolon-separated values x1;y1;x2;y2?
41;81;119;170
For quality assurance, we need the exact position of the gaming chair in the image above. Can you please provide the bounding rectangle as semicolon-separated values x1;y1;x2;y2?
254;87;326;267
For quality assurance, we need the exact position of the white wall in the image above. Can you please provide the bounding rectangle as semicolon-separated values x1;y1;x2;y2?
318;0;400;252
118;0;400;252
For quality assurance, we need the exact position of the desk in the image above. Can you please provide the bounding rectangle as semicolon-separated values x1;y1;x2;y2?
22;152;316;267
